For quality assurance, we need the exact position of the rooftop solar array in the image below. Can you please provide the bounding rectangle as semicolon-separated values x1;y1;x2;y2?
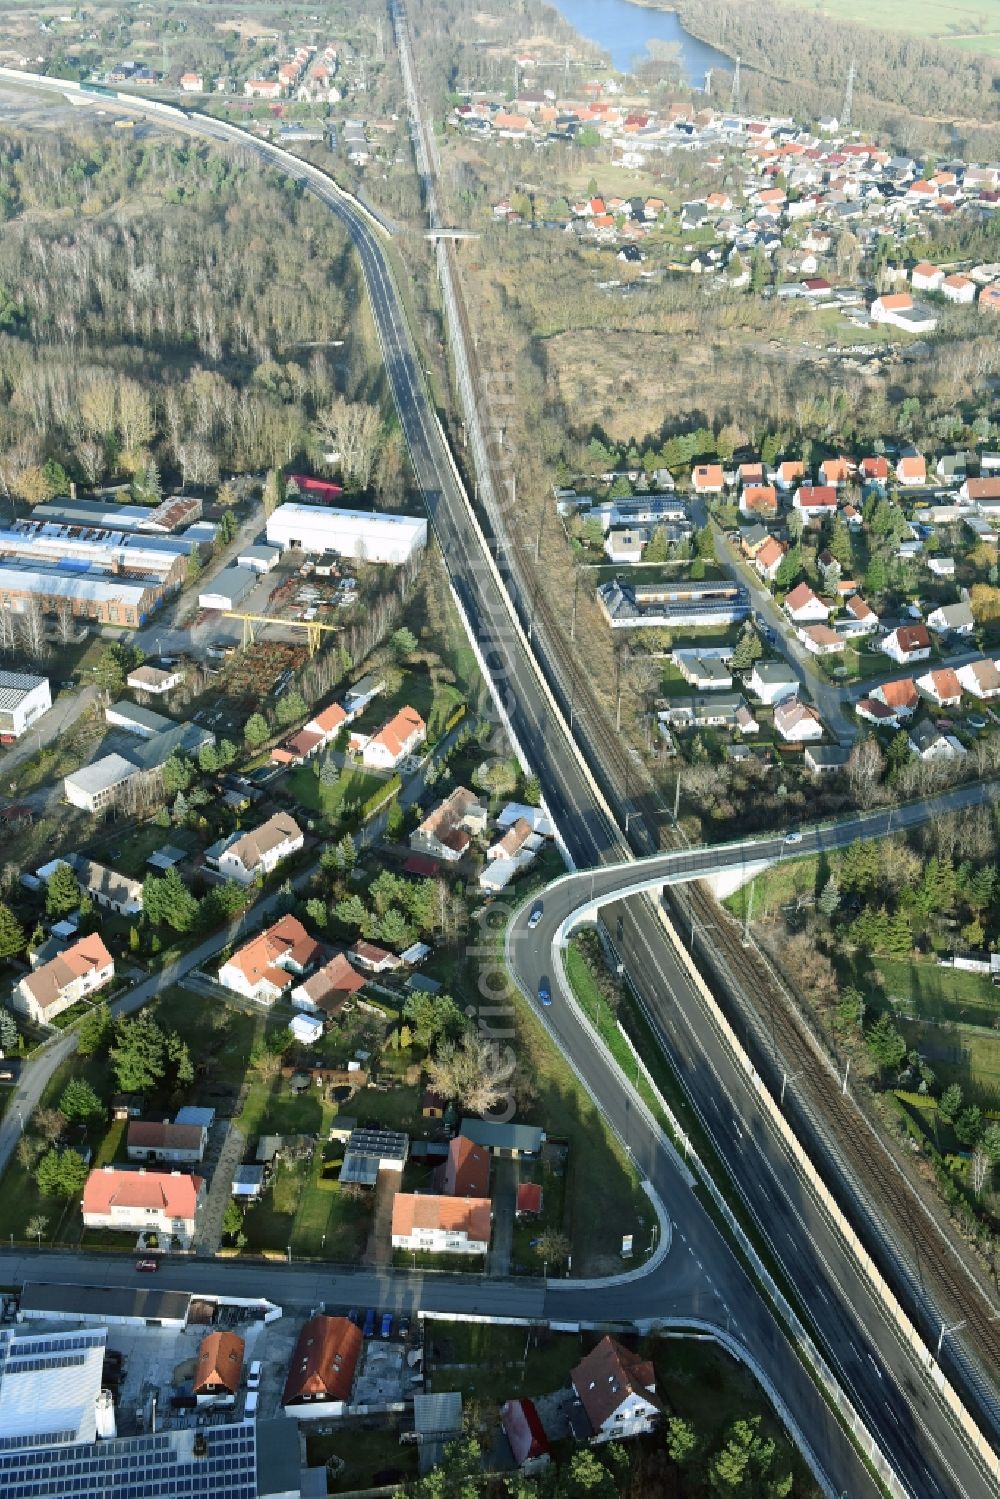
0;1423;258;1499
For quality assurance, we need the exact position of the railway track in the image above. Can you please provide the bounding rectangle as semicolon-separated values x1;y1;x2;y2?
437;234;1000;1429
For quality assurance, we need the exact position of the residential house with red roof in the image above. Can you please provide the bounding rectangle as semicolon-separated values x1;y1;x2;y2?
283;1315;362;1417
691;463;725;494
738;484;778;520
360;706;426;770
391;1193;492;1255
916;668;963;709
859;456;890;486
753;537;787;582
410;786;487;863
792;485;838;517
82;1166;205;1244
291;952;366;1016
194;1332;245;1398
218;915;320;1004
911;261;943;291
570;1336;662;1442
440;1136;490;1198
880;624;931;665
774;698;824;743
775;460;805;491
784;583;829;624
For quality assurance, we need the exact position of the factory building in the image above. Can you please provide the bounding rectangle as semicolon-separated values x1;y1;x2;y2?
266;503;427;565
0;522;197;575
33;493;202;534
0;560;173;627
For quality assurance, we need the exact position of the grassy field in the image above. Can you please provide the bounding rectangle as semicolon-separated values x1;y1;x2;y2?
768;0;1000;47
875;958;1000;1025
723;854;822;923
305;1425;417;1492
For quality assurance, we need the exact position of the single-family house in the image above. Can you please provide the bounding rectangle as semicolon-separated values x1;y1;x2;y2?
881;624;931;665
216;812;304;885
487;818;538;862
127;1121;206;1165
754;536;787;581
957;658;1000;700
784;583;829;624
896;452;927;487
441;1135;490;1198
570;1337;662;1443
659;695;759;733
410;786;487;863
871;293;937;332
361;706;426;770
799;624;844;656
775;460;805;491
291;952;366;1015
672;652;733;690
127;665;183;696
304;701;349;748
911;261;943;291
347;940;400;973
841;594;879;636
872;678;920;719
804;745;850;776
283;1315;362;1418
959;477;1000;506
793;485;838;518
67;857;143;917
81;1166;204;1245
193;1332;244;1399
749;660;799;705
14;934;114;1025
926;602;974;637
941;274;975;305
916;668;963;708
739;485;778;520
908;719;966;762
855;696;901;727
819;456;852;488
859;456;890;486
218;915;320;1004
773;698;824;743
691;464;725;494
391;1194;492;1255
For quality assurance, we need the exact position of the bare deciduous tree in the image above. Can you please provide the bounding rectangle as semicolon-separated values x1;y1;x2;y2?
316;396;382;489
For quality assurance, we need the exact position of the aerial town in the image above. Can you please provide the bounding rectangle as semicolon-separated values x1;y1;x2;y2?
0;2;996;1499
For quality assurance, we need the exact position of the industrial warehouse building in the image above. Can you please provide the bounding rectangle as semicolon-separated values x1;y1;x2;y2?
266;503;428;565
0;560;174;627
0;522;195;576
199;565;256;612
0;669;50;738
33;494;202;533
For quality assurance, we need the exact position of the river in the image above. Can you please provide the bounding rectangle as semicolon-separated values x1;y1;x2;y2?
549;0;732;87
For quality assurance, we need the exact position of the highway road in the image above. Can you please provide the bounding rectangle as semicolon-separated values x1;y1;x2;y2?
0;68;996;1499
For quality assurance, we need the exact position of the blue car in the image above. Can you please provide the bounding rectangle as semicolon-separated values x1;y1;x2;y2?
380;1313;393;1339
362;1308;376;1337
538;979;551;1007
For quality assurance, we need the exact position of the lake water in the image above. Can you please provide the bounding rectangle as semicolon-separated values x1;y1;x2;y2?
550;0;732;87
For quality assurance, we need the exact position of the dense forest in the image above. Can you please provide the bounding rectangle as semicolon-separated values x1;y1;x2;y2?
677;0;1000;153
0;128;379;490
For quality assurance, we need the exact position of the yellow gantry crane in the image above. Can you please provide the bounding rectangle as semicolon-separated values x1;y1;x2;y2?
223;612;342;657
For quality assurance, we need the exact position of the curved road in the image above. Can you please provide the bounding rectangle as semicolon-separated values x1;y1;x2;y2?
0;70;995;1499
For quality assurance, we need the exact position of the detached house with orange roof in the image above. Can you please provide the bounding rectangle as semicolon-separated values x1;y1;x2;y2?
570;1336;663;1442
870;292;937;333
691;463;725;494
82;1165;205;1245
218;915;320;1004
753;536;787;582
283;1315;362;1418
194;1331;245;1400
941;273;975;305
911;261;943;291
881;624;931;665
739;484;778;520
819;456;852;488
784;583;829;625
775;460;805;491
360;706;426;771
291;952;366;1016
15;934;114;1026
792;485;837;518
916;668;963;709
391;1193;492;1255
896;451;927;487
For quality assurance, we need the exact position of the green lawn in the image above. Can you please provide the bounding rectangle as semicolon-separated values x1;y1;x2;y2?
284;763;384;825
723;855;822;923
349;664;464;744
426;1321;583;1406
899;1020;1000;1106
87;824;199;880
305;1426;417;1492
772;0;1000;46
874;958;1000;1026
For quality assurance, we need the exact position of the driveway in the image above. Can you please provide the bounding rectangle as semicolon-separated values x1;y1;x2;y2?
487;1156;516;1278
193;1118;246;1254
0;684;99;786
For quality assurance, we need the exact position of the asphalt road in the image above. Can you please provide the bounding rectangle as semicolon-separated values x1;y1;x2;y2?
1;71;995;1498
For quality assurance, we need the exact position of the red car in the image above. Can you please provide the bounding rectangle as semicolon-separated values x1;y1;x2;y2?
134;1259;159;1273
